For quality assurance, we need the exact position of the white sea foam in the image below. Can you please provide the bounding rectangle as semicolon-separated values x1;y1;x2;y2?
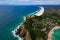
12;22;24;40
12;15;27;40
23;16;26;21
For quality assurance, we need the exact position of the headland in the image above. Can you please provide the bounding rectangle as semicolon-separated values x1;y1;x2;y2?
13;6;60;40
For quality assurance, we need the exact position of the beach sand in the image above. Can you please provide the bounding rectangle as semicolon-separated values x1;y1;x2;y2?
35;7;44;16
48;26;60;40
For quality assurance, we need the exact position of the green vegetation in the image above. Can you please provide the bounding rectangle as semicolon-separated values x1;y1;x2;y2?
23;8;60;40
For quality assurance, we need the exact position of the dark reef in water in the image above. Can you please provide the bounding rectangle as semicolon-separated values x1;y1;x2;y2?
15;6;60;40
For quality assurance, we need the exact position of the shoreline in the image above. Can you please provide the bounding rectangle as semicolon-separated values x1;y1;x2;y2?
12;16;27;40
12;6;44;40
47;26;60;40
12;22;24;40
35;6;44;16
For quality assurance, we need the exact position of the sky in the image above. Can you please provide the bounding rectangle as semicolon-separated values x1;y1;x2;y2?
0;0;60;5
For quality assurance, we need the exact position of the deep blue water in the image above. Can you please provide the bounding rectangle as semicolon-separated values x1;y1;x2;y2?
0;5;40;40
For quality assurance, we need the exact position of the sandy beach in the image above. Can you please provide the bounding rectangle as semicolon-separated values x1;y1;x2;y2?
35;7;44;16
48;26;60;40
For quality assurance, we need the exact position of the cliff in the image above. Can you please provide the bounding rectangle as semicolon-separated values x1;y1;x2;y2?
15;24;32;40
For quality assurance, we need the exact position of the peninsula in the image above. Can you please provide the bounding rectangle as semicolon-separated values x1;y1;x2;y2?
15;6;60;40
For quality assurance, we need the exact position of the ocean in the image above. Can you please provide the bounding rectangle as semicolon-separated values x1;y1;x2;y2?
0;5;40;40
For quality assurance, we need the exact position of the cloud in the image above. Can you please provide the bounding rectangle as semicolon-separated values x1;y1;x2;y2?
0;0;60;5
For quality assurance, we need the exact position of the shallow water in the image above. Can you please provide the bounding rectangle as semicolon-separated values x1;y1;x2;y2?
52;28;60;40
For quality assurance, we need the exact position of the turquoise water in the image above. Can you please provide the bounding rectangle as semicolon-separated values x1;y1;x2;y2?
0;5;40;40
52;28;60;40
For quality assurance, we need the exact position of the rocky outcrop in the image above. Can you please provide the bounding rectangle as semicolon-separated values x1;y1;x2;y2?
15;24;31;40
